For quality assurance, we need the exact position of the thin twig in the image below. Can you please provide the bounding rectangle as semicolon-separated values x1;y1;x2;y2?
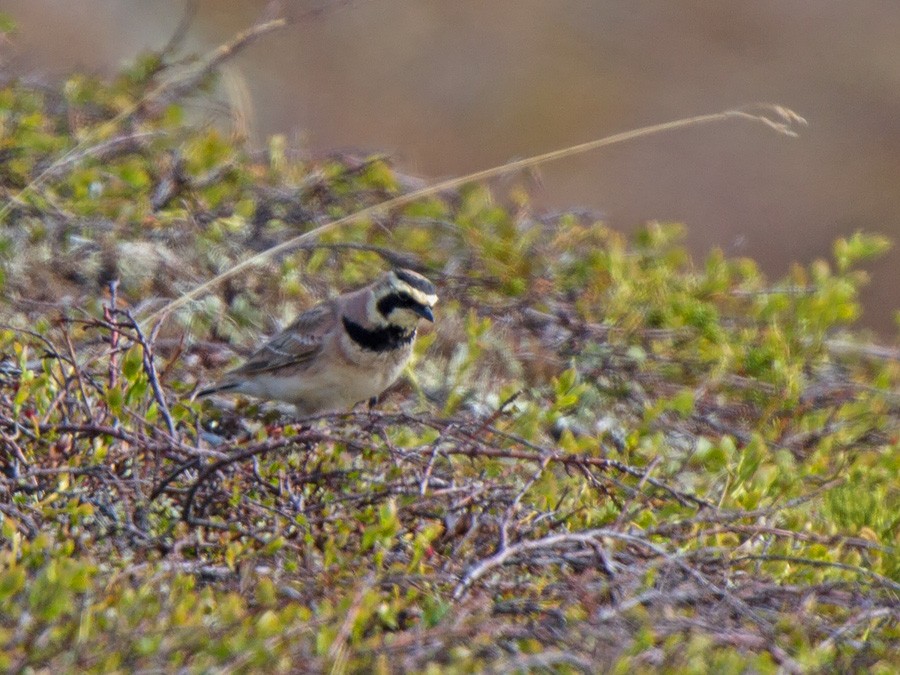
122;310;177;439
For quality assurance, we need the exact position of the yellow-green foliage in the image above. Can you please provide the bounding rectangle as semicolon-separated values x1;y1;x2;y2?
0;33;897;673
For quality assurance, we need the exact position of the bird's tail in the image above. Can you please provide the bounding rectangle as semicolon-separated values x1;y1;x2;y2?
196;381;240;398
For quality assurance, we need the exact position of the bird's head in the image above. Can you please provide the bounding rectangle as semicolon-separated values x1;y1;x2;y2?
368;268;438;329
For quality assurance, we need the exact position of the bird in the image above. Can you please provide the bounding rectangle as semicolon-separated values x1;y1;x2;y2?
197;268;438;416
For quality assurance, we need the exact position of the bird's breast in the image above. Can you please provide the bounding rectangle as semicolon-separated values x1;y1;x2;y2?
341;317;416;353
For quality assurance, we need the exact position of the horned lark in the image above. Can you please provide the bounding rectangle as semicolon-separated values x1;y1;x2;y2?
198;268;437;415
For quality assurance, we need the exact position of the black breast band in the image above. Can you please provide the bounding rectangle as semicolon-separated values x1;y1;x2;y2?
343;317;415;353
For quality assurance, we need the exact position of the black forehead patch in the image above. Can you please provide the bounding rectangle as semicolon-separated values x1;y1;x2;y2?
394;269;435;296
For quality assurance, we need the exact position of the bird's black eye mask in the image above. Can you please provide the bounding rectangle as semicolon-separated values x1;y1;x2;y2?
377;292;434;322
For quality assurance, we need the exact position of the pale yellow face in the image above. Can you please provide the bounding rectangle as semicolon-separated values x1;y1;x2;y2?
367;269;438;328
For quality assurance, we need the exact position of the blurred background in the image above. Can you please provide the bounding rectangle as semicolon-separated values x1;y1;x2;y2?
3;0;898;336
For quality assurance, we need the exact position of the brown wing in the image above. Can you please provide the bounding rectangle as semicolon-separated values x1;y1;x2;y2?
227;301;337;377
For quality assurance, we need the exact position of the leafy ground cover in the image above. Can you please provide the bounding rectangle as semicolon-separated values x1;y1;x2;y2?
0;19;898;673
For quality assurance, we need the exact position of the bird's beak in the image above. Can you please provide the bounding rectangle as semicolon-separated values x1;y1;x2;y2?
414;305;435;322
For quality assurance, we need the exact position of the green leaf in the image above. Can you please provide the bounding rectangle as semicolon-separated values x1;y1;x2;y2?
0;13;17;34
122;346;143;382
834;232;892;272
